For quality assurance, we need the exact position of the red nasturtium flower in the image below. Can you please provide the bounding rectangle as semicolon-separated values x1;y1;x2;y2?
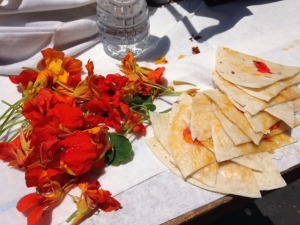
70;181;121;225
60;131;98;176
17;181;74;225
9;69;38;90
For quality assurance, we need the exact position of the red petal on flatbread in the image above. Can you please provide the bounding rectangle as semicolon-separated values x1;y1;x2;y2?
253;61;272;74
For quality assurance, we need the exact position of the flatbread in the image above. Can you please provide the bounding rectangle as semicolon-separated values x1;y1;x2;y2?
213;161;261;198
211;111;296;162
191;162;219;187
293;97;300;111
212;70;300;115
146;137;261;198
244;111;280;134
245;100;297;134
146;136;216;188
168;94;215;178
237;72;300;101
253;152;286;190
231;153;264;172
216;47;300;88
149;111;172;154
204;89;264;145
212;103;251;145
190;93;212;141
269;118;300;136
146;137;177;171
264;101;295;128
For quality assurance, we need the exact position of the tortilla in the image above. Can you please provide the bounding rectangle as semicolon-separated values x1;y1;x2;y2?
149;111;172;155
146;136;218;187
205;89;264;145
212;70;300;115
231;153;264;172
264;101;295;128
146;137;261;198
168;94;215;178
268;118;300;136
146;137;177;172
212;161;261;198
237;72;300;101
212;103;251;145
252;152;286;190
293;97;300;111
244;111;280;134
191;162;219;187
211;110;296;162
190;93;212;141
216;47;300;88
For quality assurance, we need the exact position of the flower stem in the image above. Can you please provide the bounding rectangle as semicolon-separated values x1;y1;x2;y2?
66;209;79;223
55;81;75;93
0;97;26;136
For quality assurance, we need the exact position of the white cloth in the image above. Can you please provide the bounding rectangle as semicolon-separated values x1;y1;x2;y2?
0;0;96;14
0;1;98;75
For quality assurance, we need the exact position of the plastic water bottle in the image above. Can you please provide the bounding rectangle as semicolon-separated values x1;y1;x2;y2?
97;0;150;59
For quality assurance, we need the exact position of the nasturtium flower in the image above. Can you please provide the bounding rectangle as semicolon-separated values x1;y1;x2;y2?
25;164;64;189
60;131;98;176
0;137;26;169
0;127;35;170
17;181;73;225
47;103;84;129
84;98;122;131
9;69;38;92
41;48;65;68
85;59;94;76
22;88;57;125
62;57;83;77
132;123;146;136
77;181;120;212
17;193;45;225
147;67;165;84
69;181;121;225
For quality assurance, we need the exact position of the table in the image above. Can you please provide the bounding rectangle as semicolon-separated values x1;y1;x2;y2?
0;0;300;224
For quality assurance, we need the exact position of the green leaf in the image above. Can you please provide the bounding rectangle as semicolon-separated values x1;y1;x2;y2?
142;102;156;112
127;96;143;105
107;133;133;166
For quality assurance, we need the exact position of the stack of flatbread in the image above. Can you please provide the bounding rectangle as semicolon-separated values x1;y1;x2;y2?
146;47;300;198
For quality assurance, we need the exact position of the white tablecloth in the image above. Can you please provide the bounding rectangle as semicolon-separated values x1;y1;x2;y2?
1;0;300;224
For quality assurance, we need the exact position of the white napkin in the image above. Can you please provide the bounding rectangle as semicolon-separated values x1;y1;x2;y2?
0;0;96;14
0;2;99;75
